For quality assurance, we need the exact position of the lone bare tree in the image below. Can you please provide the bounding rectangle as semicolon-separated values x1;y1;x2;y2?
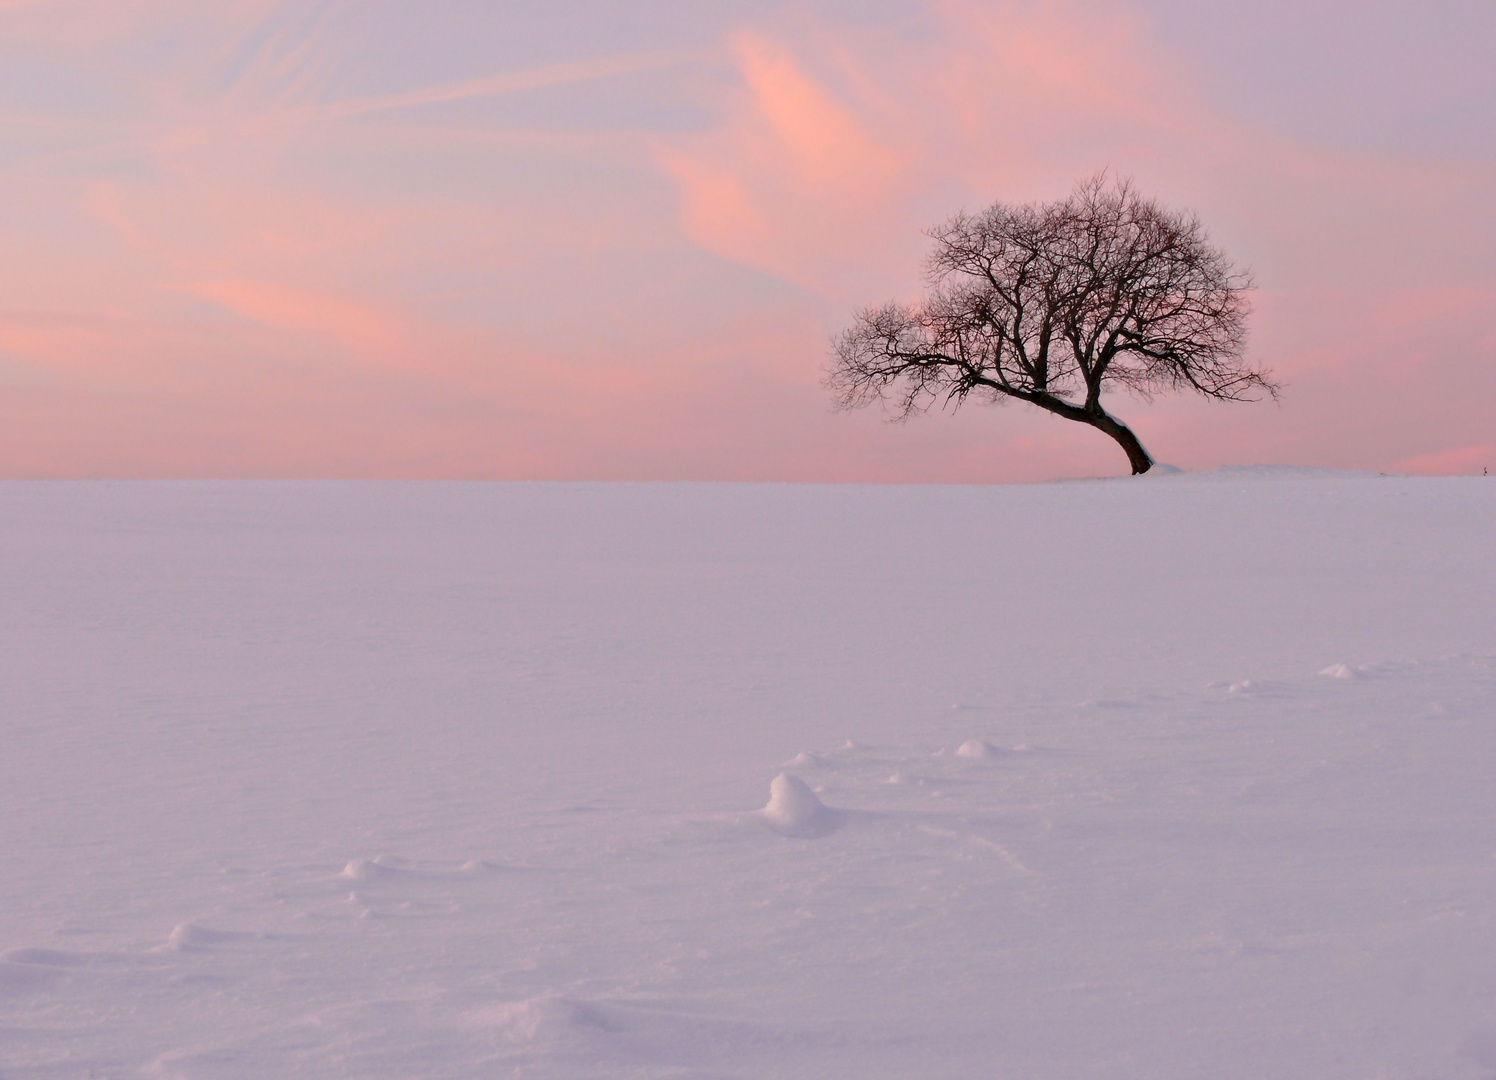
829;176;1278;474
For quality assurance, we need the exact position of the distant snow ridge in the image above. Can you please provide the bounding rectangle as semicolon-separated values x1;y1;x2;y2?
1320;663;1370;680
956;739;1000;759
756;773;839;838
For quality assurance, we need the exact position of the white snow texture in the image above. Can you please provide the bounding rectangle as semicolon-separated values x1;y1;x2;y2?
2;471;1495;1079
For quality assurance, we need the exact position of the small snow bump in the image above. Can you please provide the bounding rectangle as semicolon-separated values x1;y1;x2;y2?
462;994;619;1042
167;923;237;952
339;855;414;881
1319;663;1368;680
461;859;506;874
756;773;840;838
339;859;378;881
780;751;824;769
956;739;1000;759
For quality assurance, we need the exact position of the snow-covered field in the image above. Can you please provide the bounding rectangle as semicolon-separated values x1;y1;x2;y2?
3;471;1495;1079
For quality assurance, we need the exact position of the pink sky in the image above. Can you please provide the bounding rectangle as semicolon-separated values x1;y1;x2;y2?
1;0;1492;480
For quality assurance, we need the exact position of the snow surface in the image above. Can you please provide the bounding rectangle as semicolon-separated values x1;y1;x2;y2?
2;472;1495;1078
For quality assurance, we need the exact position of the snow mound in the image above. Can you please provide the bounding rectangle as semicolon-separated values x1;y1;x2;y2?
780;751;824;769
1146;465;1384;484
956;739;1000;759
166;923;240;952
1320;663;1369;680
756;773;839;838
463;993;619;1044
461;859;507;874
339;855;412;881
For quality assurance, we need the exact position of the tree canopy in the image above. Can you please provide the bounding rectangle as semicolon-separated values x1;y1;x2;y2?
829;176;1278;474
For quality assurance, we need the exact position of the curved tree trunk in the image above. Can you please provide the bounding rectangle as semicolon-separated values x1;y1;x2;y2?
1088;410;1154;474
1017;391;1157;475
